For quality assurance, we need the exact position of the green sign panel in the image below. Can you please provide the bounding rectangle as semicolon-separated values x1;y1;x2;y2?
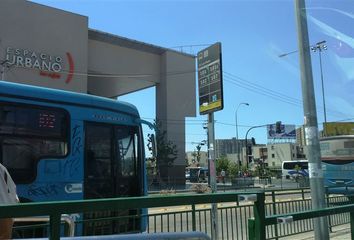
197;42;224;115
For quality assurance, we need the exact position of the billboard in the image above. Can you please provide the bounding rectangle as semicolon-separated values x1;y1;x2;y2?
324;122;354;136
267;124;296;139
197;42;224;115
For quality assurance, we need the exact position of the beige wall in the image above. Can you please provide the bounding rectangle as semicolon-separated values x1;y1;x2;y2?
0;0;88;92
267;143;298;168
87;38;160;97
157;51;196;182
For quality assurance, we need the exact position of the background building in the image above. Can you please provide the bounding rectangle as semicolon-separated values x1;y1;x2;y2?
215;138;246;160
252;145;268;164
266;143;306;169
296;126;307;146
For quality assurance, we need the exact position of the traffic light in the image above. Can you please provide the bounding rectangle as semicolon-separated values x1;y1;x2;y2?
275;121;282;133
247;145;252;155
251;137;256;145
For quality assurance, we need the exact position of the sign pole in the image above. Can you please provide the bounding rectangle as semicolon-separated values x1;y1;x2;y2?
197;43;223;240
208;112;218;239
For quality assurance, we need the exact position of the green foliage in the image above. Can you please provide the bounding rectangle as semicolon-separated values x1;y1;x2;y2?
216;156;230;174
253;163;272;178
294;164;301;172
228;162;240;178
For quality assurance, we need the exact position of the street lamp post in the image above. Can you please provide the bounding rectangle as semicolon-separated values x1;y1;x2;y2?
279;40;328;136
235;102;249;167
311;41;328;136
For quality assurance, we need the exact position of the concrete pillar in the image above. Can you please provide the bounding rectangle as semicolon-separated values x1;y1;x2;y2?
156;51;196;185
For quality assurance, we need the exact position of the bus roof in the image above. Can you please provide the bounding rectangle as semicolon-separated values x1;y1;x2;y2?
282;160;308;164
0;81;140;117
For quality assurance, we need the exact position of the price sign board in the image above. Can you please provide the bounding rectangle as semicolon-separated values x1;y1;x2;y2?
197;42;224;115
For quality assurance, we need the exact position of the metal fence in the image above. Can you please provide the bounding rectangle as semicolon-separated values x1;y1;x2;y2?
249;196;354;240
2;189;353;240
145;189;351;239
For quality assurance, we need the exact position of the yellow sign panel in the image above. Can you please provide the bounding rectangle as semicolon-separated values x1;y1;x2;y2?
199;100;222;113
324;122;354;136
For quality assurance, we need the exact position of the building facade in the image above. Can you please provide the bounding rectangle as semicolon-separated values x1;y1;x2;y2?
215;138;246;159
296;126;307;146
266;143;306;169
0;0;196;183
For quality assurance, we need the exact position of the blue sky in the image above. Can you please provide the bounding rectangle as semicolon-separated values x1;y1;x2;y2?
31;0;354;152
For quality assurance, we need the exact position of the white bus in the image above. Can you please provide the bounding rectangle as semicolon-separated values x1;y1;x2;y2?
282;160;309;179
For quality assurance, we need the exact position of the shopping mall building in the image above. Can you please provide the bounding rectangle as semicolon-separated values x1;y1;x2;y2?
0;0;196;182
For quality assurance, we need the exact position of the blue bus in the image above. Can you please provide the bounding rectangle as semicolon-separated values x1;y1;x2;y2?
320;135;354;194
0;81;152;235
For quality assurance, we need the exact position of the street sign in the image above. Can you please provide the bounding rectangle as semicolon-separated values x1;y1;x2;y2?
197;42;224;115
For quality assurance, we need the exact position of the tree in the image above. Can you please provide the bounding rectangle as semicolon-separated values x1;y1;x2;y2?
216;156;230;175
228;162;240;178
191;151;197;164
147;119;178;182
196;144;202;163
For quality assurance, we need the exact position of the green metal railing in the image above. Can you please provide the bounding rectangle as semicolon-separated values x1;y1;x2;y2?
0;191;263;240
2;188;353;240
248;196;354;240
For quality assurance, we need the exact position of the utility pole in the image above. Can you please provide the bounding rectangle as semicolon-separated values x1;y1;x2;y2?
295;1;329;239
207;112;218;239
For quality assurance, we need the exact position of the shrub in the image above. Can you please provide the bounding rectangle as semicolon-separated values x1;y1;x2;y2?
191;184;211;194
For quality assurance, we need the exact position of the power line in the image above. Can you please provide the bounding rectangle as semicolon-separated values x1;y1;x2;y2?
169;44;213;49
141;117;206;123
3;59;351;120
223;72;347;119
224;71;303;105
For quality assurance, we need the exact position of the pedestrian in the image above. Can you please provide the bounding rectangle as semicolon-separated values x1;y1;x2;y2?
0;163;18;239
221;169;226;184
